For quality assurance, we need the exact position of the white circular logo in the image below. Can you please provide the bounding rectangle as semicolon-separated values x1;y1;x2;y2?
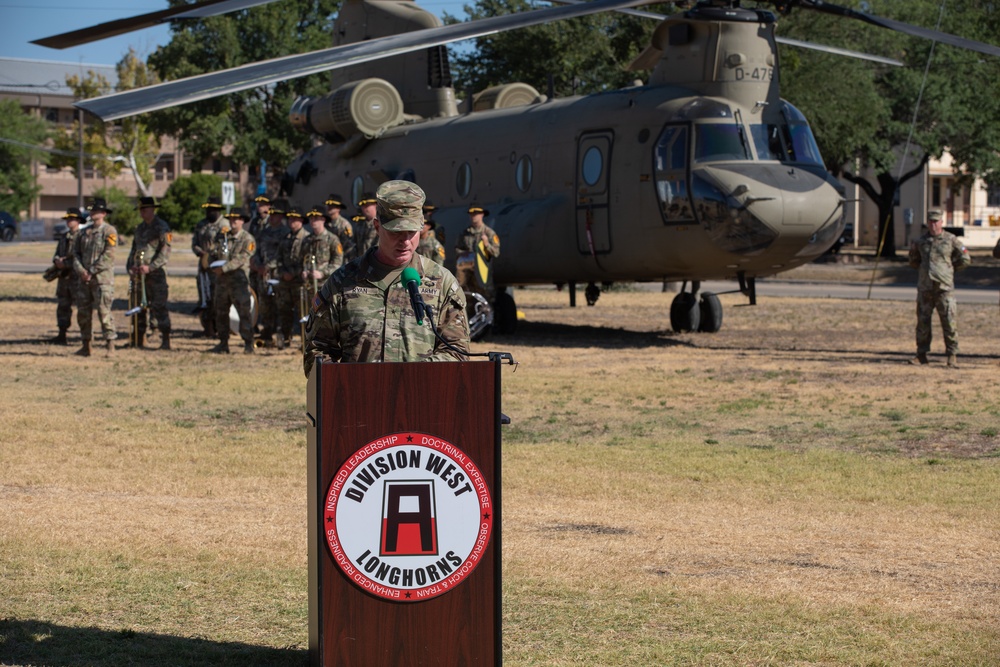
324;432;493;602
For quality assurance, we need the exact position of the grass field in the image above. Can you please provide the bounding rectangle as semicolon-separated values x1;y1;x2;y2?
1;267;999;666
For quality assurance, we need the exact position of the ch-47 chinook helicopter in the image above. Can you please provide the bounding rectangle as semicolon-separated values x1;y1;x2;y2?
36;0;1000;337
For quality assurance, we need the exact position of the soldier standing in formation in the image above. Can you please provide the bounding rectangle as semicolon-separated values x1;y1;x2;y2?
247;194;272;239
303;180;470;376
192;196;225;337
275;208;310;350
454;204;501;300
325;194;356;260
302;206;344;299
907;209;971;368
251;201;287;347
126;196;173;350
72;197;118;357
210;208;257;354
353;193;380;257
48;207;84;345
417;215;445;265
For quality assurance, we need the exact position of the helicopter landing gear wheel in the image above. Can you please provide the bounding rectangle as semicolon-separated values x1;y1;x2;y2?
669;292;700;333
585;282;600;306
493;289;517;335
698;292;723;333
465;291;494;342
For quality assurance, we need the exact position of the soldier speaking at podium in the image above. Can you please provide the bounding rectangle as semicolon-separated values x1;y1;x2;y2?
303;180;470;376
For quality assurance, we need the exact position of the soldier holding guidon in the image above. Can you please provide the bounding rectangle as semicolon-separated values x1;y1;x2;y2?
126;196;172;350
275;208;310;350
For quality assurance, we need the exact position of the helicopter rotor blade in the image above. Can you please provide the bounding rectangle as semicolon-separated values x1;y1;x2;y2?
76;0;654;122
31;0;280;49
545;0;902;66
793;0;1000;58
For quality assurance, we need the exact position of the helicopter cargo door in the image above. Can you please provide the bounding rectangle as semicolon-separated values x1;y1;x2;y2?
576;132;613;256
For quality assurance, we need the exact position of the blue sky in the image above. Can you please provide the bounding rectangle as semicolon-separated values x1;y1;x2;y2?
0;0;473;66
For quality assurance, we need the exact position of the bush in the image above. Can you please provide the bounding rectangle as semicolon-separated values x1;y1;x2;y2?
94;186;141;236
159;174;232;232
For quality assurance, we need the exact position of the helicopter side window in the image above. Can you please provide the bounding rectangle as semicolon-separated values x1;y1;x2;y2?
456;162;472;198
515;155;532;192
581;146;603;186
749;124;784;161
783;124;824;166
693;123;749;163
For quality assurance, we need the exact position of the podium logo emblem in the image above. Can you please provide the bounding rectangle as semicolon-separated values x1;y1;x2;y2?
324;432;493;602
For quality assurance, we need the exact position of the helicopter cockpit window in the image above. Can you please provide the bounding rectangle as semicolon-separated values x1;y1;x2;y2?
749;123;824;165
515;155;532;192
780;101;824;166
654;125;693;223
693;123;749;163
456;162;472;198
581;146;603;186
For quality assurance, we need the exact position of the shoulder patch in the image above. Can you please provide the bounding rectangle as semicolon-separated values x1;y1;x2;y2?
107;234;117;247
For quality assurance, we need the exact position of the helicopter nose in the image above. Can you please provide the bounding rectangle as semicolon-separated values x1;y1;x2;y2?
692;164;844;259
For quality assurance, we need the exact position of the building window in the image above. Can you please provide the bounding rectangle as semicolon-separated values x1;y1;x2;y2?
987;185;1000;208
931;178;941;207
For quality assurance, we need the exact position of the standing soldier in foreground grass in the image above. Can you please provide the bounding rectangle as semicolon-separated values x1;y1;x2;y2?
46;207;84;345
126;197;172;350
72;198;118;357
908;209;971;368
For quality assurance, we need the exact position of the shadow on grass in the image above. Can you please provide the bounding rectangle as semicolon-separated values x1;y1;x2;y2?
0;618;307;667
491;320;693;350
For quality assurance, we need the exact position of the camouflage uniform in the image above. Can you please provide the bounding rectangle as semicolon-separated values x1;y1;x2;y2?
908;228;970;359
303;250;470;376
417;232;446;265
303;180;470;377
454;221;500;299
73;220;118;343
301;227;344;297
252;218;288;339
327;213;356;260
52;225;80;336
193;213;224;335
353;217;379;257
126;214;172;339
276;222;311;340
214;227;257;347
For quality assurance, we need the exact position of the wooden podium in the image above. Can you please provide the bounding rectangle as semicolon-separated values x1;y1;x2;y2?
307;360;503;666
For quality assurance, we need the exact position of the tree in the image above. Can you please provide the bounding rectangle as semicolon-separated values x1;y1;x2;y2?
146;0;340;175
0;100;50;217
52;50;162;197
777;0;1000;256
158;174;229;233
447;0;666;98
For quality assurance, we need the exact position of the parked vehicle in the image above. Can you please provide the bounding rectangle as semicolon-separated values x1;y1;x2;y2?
0;211;16;242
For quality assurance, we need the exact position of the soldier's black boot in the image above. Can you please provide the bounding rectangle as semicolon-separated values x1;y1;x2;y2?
909;353;928;365
51;328;68;345
209;338;230;354
136;328;146;349
243;338;255;355
160;330;171;350
75;339;92;357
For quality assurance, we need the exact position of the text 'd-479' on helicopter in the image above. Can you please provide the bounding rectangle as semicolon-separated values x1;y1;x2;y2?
43;0;1000;336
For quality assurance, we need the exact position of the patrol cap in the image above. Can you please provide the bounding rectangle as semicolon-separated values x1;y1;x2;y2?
224;207;247;220
468;204;489;216
62;207;84;220
202;196;224;209
325;194;345;208
137;196;159;209
357;193;377;207
376;180;426;232
87;197;112;214
928;209;943;222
